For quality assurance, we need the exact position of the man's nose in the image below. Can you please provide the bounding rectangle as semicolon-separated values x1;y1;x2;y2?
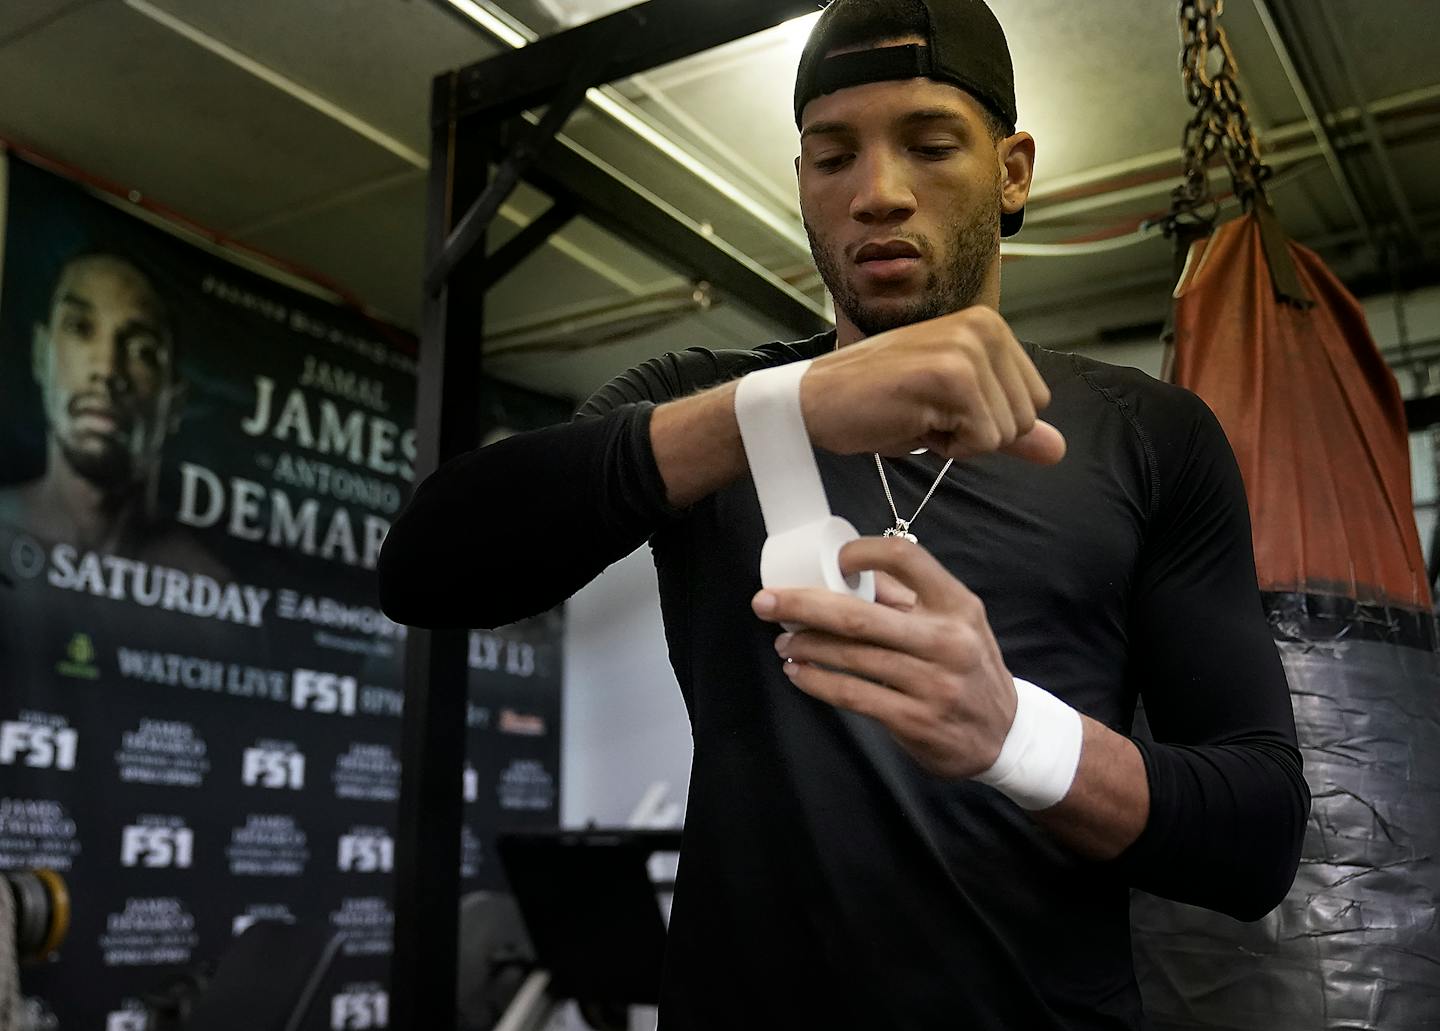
89;331;130;391
850;152;916;225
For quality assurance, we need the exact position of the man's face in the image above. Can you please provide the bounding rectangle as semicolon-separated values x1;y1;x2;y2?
32;255;179;492
797;69;1017;337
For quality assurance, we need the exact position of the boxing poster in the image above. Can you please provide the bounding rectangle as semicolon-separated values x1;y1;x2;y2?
0;153;565;1030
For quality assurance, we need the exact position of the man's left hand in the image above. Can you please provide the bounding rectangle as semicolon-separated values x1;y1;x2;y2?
753;536;1018;780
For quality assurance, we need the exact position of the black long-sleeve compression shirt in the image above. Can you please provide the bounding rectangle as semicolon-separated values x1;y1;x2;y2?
379;332;1307;1029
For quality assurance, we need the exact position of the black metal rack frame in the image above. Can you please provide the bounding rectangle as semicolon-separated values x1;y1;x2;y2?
392;3;828;1026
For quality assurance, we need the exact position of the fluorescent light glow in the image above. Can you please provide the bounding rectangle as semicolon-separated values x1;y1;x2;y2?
778;11;822;54
446;0;531;47
584;88;810;251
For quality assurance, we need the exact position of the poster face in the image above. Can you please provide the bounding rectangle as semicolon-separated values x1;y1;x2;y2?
0;155;563;1030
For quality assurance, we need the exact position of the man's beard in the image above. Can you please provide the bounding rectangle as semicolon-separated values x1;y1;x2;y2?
58;434;139;495
806;180;1002;337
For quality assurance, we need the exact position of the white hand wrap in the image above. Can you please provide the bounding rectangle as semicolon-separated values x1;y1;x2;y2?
973;677;1084;811
733;361;875;613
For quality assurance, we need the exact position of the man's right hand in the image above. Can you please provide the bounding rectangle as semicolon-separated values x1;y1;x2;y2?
650;305;1064;509
800;305;1066;465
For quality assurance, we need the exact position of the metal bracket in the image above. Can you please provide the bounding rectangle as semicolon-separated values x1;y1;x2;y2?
526;136;829;336
475;200;577;294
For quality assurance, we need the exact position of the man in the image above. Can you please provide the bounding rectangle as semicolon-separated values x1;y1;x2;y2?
0;249;216;572
379;0;1308;1025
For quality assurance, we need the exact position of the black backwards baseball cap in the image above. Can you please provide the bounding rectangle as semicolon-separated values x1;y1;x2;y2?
794;0;1025;236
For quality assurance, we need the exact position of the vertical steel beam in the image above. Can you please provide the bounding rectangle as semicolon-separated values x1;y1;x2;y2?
391;71;491;1031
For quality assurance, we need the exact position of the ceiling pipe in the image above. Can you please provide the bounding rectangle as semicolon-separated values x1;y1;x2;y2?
1029;80;1440;209
1251;0;1375;242
1312;0;1423;250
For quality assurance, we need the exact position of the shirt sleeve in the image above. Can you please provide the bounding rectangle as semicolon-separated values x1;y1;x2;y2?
377;351;710;629
1116;387;1309;921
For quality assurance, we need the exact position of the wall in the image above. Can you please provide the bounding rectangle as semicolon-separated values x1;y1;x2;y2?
561;546;690;830
555;548;681;1031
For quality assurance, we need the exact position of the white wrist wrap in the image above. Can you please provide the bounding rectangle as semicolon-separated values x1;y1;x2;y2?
733;361;874;613
974;677;1083;811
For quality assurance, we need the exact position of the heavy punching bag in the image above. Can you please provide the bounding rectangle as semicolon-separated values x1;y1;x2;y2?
1129;6;1440;1027
1130;202;1440;1030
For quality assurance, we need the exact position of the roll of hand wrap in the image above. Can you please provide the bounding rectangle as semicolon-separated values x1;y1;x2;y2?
733;360;875;622
733;363;1079;809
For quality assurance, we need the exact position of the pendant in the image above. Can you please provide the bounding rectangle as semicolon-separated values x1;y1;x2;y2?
883;520;918;545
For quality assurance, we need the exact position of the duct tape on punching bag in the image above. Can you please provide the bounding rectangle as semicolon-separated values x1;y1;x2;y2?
1130;205;1440;1029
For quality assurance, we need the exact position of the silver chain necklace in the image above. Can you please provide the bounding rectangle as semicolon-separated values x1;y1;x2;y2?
873;452;954;544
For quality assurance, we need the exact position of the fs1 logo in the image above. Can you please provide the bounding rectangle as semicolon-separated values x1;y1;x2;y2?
0;722;78;770
292;669;358;715
337;832;394;873
241;748;306;789
330;990;388;1030
121;825;194;868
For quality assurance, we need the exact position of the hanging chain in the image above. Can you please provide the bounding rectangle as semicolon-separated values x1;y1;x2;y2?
1168;0;1270;232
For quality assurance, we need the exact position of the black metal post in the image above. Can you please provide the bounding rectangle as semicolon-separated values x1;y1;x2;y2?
390;72;491;1031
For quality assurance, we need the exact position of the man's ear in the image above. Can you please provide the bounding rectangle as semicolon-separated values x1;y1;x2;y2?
31;323;48;386
999;131;1036;216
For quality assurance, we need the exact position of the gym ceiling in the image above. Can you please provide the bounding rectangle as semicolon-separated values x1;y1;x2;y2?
2;0;1436;400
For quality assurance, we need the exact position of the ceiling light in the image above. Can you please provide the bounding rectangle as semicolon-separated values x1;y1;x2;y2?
445;0;530;48
777;11;822;56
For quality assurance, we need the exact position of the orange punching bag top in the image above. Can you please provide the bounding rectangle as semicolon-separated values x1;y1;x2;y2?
1170;209;1430;615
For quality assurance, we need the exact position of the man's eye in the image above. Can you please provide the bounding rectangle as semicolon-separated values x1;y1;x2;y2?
128;336;163;367
813;154;852;172
913;146;957;159
61;315;93;336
